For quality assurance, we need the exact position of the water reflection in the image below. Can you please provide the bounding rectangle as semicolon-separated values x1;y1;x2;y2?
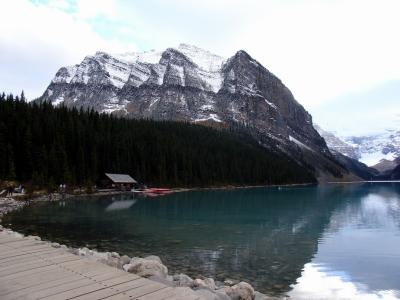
290;185;400;299
105;199;137;211
289;263;399;300
3;183;400;298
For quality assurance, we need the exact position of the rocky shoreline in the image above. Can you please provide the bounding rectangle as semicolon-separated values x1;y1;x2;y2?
0;196;282;300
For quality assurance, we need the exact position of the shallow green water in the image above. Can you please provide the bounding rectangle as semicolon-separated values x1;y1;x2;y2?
3;183;400;298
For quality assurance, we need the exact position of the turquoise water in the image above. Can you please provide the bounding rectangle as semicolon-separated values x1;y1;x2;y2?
3;183;400;298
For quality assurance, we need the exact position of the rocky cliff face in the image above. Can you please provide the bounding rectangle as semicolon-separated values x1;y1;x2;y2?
38;44;351;181
314;125;360;160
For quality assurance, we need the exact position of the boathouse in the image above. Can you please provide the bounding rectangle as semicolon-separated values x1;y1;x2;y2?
102;173;138;190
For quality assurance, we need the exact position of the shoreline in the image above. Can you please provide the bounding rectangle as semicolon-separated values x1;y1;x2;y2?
0;195;281;300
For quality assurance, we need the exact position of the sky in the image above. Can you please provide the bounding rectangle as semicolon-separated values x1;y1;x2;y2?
0;0;399;136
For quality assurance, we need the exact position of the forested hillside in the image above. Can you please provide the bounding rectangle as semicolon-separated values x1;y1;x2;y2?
0;93;316;188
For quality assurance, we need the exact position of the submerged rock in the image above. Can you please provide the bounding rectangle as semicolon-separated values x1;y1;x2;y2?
123;257;168;278
224;281;255;300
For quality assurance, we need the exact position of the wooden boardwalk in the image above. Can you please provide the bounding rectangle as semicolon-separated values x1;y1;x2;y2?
0;231;200;300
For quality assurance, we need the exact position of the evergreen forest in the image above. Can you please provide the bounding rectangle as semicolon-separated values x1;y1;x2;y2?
0;92;316;188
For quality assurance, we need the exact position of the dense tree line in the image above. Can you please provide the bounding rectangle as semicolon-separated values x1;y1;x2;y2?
0;92;315;188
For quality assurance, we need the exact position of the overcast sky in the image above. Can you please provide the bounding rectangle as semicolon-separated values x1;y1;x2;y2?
1;0;399;136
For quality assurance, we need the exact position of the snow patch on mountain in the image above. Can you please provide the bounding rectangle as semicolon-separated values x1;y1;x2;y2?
289;135;314;152
52;96;64;106
194;113;222;123
177;43;225;73
114;49;163;65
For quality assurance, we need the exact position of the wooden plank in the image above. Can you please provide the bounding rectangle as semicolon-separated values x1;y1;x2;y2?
0;232;194;300
105;282;169;300
0;269;79;298
137;286;176;300
1;270;130;299
0;238;44;246
0;255;79;277
0;261;117;292
32;276;143;300
0;247;51;260
0;249;66;267
5;277;96;300
0;247;62;263
64;277;147;300
59;259;115;275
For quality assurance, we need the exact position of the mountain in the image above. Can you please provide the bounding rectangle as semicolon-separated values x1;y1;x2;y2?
37;44;354;182
315;125;400;167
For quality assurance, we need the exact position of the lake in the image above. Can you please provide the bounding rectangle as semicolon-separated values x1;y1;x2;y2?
3;183;400;299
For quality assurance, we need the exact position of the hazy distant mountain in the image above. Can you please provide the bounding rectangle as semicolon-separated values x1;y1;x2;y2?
371;158;399;173
315;124;400;167
343;130;400;166
37;44;355;181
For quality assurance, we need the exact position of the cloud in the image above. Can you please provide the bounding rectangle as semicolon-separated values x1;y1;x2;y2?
1;0;399;129
0;0;135;99
310;80;400;136
104;0;400;108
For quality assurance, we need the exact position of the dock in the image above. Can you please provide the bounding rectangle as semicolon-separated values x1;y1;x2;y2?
0;231;200;300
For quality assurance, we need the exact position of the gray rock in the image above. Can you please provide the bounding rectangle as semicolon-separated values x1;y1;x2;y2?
224;281;255;300
110;251;120;258
51;242;61;248
119;255;131;265
143;255;162;264
123;257;168;278
194;288;231;300
67;248;79;255
192;278;216;290
224;279;239;286
103;256;122;269
173;273;193;287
